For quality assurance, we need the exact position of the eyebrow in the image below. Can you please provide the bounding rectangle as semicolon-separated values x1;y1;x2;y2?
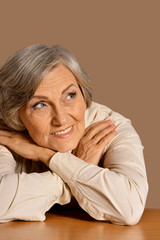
62;84;75;94
31;84;76;100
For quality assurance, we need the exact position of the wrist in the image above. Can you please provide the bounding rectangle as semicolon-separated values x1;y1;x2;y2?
39;148;55;167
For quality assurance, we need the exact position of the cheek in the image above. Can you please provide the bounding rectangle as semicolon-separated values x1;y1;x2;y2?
74;100;86;124
20;112;47;137
29;122;44;134
25;120;49;146
28;119;48;137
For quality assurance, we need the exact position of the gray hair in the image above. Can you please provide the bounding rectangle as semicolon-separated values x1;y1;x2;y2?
0;44;92;131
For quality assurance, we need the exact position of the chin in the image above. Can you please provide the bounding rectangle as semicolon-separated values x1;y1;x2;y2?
53;141;78;153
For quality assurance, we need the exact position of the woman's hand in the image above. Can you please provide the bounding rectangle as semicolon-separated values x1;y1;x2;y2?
72;120;117;165
0;130;55;167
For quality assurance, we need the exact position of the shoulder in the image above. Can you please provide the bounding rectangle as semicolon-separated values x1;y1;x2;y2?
85;101;131;128
85;102;142;154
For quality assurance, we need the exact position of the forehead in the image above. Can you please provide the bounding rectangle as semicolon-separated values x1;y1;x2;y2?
35;64;78;93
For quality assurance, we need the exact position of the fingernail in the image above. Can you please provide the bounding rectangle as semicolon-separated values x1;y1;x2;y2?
106;120;112;123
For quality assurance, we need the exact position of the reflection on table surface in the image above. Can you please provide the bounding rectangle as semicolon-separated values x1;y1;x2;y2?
0;207;160;240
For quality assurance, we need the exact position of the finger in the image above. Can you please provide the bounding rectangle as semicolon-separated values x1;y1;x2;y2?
0;130;13;137
84;120;111;134
0;135;11;146
92;124;116;144
97;129;117;149
84;120;113;139
0;130;29;141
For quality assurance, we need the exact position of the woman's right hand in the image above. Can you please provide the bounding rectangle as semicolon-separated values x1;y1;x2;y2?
72;120;117;166
0;130;55;167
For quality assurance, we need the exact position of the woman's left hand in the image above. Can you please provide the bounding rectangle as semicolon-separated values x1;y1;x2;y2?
72;120;117;165
0;130;55;167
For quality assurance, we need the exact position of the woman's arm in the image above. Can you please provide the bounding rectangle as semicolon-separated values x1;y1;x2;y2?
0;130;54;166
49;121;148;225
0;145;71;223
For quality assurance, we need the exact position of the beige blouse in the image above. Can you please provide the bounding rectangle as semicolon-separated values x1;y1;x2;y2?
0;102;148;225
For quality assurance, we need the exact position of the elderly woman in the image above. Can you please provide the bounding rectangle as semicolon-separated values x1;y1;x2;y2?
0;44;148;225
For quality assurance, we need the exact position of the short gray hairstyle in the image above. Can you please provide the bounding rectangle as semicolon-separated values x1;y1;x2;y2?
0;44;92;131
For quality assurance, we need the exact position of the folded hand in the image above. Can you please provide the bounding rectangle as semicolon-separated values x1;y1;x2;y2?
73;120;117;165
0;130;55;167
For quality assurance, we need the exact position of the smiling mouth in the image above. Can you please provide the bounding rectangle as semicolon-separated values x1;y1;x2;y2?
52;126;73;136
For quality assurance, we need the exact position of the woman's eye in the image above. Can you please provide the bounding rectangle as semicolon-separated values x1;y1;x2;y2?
32;102;46;110
67;92;76;99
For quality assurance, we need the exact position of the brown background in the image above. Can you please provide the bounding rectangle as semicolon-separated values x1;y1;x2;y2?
0;0;159;208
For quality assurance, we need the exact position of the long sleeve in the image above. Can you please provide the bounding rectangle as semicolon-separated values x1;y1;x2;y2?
49;115;148;225
0;145;71;223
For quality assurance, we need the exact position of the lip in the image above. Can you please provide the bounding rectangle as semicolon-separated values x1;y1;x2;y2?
51;125;74;138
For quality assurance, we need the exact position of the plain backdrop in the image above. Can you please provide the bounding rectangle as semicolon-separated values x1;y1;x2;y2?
0;0;159;208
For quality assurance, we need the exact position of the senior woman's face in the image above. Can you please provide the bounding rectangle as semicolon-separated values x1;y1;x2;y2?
19;64;86;152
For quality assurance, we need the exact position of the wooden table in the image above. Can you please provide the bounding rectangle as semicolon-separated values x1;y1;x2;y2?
0;208;160;240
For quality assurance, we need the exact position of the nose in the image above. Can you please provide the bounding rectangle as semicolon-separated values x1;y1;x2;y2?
51;105;68;126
